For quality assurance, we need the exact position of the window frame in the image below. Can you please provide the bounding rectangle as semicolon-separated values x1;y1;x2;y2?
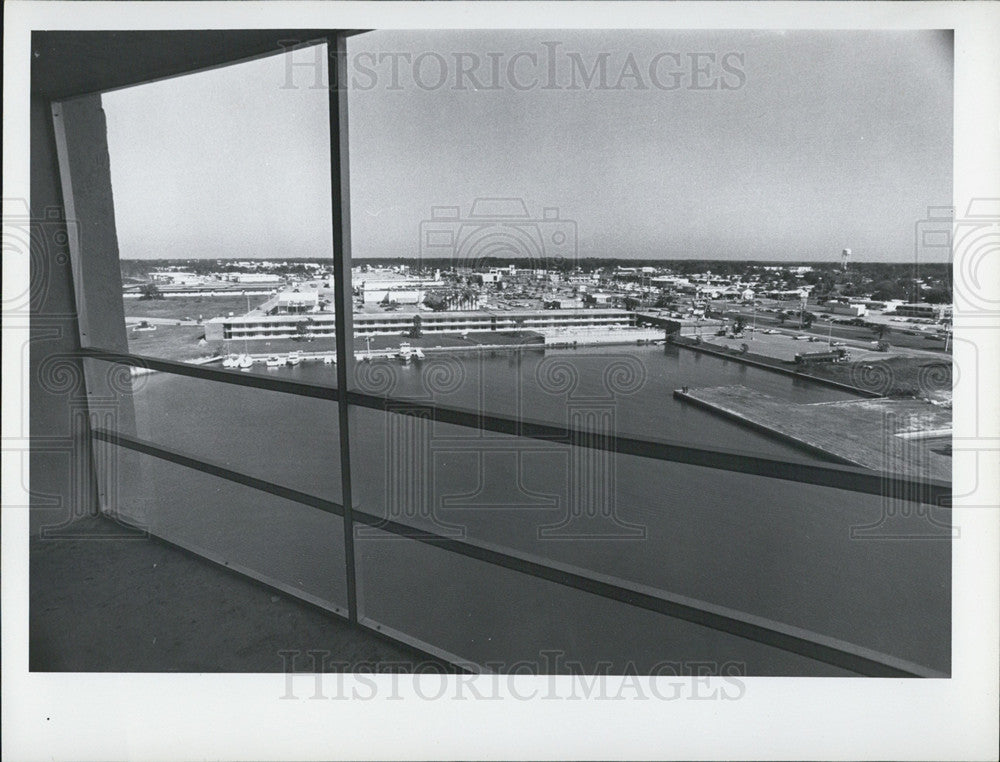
51;30;949;678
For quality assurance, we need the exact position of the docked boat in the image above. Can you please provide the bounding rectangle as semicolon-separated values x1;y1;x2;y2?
237;354;253;371
399;342;414;364
323;354;335;365
414;348;425;361
222;354;239;368
287;351;302;366
265;355;286;369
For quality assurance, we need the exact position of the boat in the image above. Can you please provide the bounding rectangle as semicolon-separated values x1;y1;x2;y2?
398;342;414;364
287;351;302;366
221;354;239;368
414;348;425;361
237;354;253;371
323;354;335;365
265;355;285;369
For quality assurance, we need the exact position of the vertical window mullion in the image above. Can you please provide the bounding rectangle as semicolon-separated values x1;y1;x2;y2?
329;32;358;623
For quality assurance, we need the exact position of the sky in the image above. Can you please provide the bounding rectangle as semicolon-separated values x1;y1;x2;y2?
102;30;953;262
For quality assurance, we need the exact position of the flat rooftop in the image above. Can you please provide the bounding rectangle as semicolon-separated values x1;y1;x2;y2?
208;308;633;324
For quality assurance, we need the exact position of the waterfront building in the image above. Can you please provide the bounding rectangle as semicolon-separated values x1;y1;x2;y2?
204;308;636;341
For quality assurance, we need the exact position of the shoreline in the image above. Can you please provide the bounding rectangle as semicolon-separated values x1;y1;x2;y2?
670;336;881;397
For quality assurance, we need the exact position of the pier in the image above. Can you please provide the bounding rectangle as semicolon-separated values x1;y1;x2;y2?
674;385;951;482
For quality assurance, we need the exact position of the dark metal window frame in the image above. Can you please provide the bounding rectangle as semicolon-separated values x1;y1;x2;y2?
52;31;949;679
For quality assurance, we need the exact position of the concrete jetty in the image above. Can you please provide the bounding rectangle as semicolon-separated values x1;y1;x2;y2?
674;385;951;482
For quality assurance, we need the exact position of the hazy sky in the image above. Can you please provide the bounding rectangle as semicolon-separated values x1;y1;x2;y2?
103;30;952;262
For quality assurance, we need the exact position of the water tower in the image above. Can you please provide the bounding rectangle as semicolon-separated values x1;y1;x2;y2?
841;248;851;271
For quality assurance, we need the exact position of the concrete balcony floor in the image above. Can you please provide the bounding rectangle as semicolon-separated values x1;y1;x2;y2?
30;513;442;672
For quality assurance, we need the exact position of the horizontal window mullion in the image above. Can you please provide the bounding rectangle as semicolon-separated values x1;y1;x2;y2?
344;390;950;503
351;510;943;679
92;427;343;517
80;347;339;400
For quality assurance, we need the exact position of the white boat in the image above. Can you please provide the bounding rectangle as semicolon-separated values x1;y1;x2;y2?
222;354;239;368
398;342;413;364
414;348;425;361
323;354;335;365
265;355;286;369
287;351;302;366
237;354;253;371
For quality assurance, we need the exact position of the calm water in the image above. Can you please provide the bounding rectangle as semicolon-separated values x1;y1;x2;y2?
104;345;950;674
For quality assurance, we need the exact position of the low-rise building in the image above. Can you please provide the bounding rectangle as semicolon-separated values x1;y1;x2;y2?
205;308;636;342
230;272;282;283
821;300;867;317
362;287;425;305
273;290;319;314
893;303;948;319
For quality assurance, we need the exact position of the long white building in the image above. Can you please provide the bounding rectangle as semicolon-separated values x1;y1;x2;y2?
204;308;636;342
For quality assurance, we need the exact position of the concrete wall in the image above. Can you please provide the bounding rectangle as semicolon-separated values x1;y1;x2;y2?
28;95;97;533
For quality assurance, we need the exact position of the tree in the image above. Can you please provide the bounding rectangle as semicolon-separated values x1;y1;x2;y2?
871;279;904;301
294;317;314;340
801;311;816;329
733;316;746;335
410;314;422;339
778;311;787;325
461;287;478;310
423;292;448;312
923;287;951;304
139;283;163;300
871;323;887;340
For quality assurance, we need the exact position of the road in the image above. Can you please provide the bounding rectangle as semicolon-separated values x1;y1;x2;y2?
125;316;201;326
721;307;949;354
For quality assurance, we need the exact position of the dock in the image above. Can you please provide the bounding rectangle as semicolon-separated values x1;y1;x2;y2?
674;385;951;482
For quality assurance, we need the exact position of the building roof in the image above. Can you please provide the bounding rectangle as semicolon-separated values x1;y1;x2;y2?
207;307;632;325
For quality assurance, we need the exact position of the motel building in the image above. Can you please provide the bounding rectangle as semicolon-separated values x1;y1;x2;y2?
271;289;320;314
204;308;637;342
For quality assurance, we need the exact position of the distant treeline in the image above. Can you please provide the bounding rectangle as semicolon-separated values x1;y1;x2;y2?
120;257;951;280
358;257;950;281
